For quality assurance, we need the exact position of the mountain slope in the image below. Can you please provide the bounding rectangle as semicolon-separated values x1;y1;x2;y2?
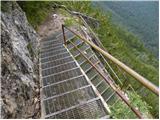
94;1;159;58
15;1;158;117
58;1;158;117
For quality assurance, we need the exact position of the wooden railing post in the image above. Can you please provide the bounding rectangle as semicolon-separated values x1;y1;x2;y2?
62;24;66;45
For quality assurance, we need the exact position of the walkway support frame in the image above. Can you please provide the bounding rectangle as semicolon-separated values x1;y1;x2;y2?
62;24;159;96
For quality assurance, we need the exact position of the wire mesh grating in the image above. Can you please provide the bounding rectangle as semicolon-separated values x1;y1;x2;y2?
43;76;89;98
41;48;67;58
41;56;73;69
41;52;70;63
46;99;108;119
43;86;97;114
66;36;120;114
40;30;109;119
42;62;77;76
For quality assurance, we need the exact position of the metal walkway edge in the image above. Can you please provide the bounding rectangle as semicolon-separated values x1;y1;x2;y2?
39;30;110;119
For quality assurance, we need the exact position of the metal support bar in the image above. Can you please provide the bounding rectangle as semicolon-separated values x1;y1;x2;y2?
79;14;123;86
62;25;159;96
68;40;143;119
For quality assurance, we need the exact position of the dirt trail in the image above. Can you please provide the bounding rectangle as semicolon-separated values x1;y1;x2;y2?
37;12;67;40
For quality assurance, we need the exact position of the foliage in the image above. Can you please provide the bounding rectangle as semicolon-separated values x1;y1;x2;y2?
58;1;158;117
110;91;152;119
27;42;34;58
96;1;159;58
17;1;53;29
110;100;136;119
64;17;76;27
127;91;152;117
1;1;10;12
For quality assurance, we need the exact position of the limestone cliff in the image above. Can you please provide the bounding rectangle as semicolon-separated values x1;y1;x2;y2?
1;2;40;118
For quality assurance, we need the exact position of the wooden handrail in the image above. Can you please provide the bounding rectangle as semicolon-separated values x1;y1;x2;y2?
62;24;159;96
69;40;143;118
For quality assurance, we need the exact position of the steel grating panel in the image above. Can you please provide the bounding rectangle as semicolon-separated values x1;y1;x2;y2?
67;43;73;50
41;38;62;43
67;39;84;49
43;86;97;115
75;55;86;64
103;88;115;101
41;48;67;58
42;68;83;86
41;37;59;43
41;39;63;47
70;49;80;56
42;62;77;76
107;93;119;105
91;74;104;86
40;30;109;119
41;45;64;53
90;55;99;63
81;62;92;72
43;76;88;98
41;43;62;51
41;43;63;50
86;68;97;79
75;49;94;59
40;37;60;43
73;39;82;45
42;51;69;60
97;80;110;93
41;56;73;69
46;99;107;119
66;37;119;113
68;39;84;50
80;55;94;66
76;54;93;65
41;40;62;48
41;52;70;63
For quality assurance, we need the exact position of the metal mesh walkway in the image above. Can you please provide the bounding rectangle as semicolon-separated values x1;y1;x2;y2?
40;30;110;119
66;37;119;106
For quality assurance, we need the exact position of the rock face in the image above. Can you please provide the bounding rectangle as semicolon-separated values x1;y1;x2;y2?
1;2;40;118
